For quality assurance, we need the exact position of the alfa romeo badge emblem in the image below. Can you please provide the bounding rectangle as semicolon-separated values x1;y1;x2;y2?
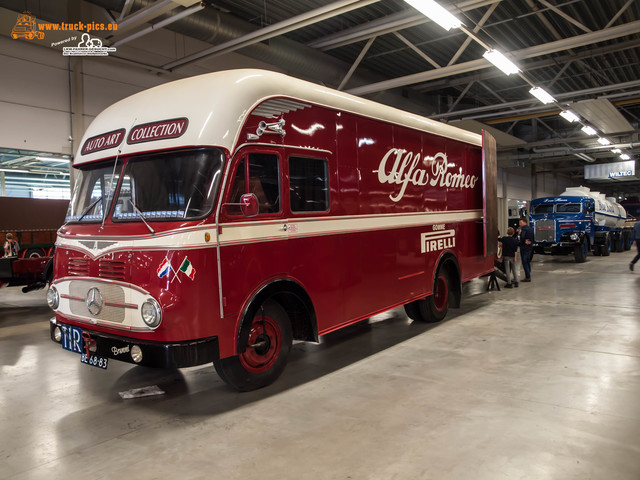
85;287;103;316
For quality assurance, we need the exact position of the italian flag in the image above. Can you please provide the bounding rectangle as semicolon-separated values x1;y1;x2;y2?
179;257;196;280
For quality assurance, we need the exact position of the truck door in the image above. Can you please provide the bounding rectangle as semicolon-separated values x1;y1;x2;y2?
217;147;288;319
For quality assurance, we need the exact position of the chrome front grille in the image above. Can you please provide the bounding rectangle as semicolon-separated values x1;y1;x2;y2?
535;219;555;242
68;258;90;276
67;280;127;323
99;259;127;281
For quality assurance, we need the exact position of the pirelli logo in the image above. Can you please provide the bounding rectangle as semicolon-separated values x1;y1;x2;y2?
421;229;456;254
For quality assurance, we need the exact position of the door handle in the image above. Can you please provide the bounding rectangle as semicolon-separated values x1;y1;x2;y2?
281;224;288;232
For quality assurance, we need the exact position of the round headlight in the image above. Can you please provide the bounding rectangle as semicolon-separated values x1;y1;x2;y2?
47;286;59;309
570;233;579;241
141;298;162;328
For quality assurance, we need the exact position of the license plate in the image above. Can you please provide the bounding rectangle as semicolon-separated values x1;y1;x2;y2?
81;353;109;369
60;324;83;354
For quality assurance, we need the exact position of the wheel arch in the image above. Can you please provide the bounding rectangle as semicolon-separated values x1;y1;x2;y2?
236;278;317;355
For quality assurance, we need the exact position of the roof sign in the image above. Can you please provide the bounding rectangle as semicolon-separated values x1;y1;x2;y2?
584;160;635;180
127;118;188;145
81;128;125;155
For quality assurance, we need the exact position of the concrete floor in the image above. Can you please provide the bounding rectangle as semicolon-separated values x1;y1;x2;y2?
1;251;639;480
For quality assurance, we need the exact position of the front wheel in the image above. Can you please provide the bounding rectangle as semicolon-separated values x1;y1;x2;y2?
404;270;450;323
574;239;588;263
214;300;292;391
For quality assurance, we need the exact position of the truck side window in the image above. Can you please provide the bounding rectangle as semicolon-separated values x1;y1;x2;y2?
228;153;280;215
289;156;329;212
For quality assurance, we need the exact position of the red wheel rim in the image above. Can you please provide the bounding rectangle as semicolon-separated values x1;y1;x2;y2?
239;314;281;374
433;275;448;312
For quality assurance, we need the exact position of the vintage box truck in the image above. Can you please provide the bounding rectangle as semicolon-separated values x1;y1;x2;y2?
48;69;497;390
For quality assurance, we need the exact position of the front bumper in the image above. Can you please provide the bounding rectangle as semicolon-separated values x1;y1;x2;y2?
50;319;219;368
533;242;577;255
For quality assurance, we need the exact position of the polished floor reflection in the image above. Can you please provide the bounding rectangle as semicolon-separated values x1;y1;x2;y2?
1;250;639;480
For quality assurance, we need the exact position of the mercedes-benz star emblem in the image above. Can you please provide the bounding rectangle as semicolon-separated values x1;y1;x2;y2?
85;287;103;316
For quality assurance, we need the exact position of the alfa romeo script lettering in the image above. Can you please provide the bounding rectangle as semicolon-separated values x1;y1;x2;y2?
375;148;479;202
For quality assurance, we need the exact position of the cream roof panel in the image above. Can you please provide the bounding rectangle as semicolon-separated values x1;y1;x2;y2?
75;69;482;166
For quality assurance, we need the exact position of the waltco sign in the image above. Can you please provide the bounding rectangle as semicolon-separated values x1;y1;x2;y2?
584;160;636;180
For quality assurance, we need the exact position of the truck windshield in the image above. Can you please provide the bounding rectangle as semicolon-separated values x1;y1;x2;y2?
532;204;554;214
66;159;123;223
113;148;224;221
556;203;581;213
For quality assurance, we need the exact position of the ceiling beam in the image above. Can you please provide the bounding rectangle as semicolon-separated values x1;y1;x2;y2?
162;0;381;70
447;1;500;66
430;81;640;121
605;0;635;28
537;0;592;33
417;37;640;92
338;36;376;90
308;0;501;50
346;20;640;96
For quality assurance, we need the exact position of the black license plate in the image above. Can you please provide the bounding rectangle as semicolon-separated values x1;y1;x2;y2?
81;352;109;369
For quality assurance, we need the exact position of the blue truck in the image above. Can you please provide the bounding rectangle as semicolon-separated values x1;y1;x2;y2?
529;186;633;263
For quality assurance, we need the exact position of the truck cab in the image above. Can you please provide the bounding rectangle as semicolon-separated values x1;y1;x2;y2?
530;196;594;262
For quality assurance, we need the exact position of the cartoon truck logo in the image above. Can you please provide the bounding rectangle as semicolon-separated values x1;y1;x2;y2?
11;11;44;40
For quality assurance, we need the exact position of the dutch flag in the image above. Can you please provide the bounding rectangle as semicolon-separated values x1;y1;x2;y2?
157;258;172;278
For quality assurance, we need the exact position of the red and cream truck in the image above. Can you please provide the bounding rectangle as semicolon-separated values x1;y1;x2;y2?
48;69;497;390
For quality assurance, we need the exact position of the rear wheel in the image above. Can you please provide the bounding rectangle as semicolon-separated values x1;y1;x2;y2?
574;239;588;263
405;270;450;323
614;235;623;252
601;234;611;256
214;300;292;391
24;248;45;258
623;231;632;251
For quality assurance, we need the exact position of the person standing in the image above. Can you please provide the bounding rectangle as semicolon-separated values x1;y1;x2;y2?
500;227;519;288
3;233;19;257
630;220;640;271
519;218;534;282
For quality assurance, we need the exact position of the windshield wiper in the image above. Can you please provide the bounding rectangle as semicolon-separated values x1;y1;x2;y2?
128;199;155;234
76;197;102;222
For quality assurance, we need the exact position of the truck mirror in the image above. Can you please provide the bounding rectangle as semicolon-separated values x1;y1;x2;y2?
240;193;259;217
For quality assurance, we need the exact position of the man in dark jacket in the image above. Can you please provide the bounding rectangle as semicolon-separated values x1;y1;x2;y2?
519;218;534;282
630;220;640;271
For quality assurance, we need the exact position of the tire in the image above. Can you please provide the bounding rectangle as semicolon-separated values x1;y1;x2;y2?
214;300;292;391
614;235;623;252
403;301;421;321
24;248;45;258
593;244;601;256
601;234;611;256
623;231;632;251
574;239;588;263
406;269;451;323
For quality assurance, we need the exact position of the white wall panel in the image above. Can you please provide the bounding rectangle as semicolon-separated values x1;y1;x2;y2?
0;102;71;153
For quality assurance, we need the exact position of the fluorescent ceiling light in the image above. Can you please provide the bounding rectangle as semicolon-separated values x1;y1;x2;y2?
581;125;597;135
529;87;555;104
559;110;579;122
36;156;70;163
597;137;611;145
620;153;631;160
483;50;520;75
0;168;30;173
404;0;462;31
611;148;622;154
